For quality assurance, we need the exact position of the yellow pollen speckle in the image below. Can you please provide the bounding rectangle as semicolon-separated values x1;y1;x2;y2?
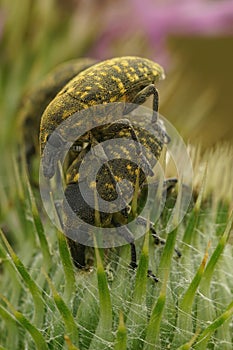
126;73;139;83
96;83;105;89
62;111;69;119
152;69;160;77
112;65;122;73
121;60;129;67
121;148;130;157
126;164;132;170
118;81;124;89
80;91;89;99
111;76;126;95
114;176;122;182
129;67;136;73
110;96;118;102
73;173;80;182
100;71;108;77
105;183;114;190
140;137;146;144
119;130;129;137
90;181;96;189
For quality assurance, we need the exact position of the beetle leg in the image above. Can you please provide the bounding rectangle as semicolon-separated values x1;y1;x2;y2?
136;215;181;258
102;118;154;214
136;216;165;246
129;240;158;281
141;177;178;199
114;222;158;282
132;84;159;112
55;199;88;268
67;237;86;268
123;84;159;122
163;178;178;194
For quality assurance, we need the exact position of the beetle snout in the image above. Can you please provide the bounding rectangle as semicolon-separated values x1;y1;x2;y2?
42;155;56;178
42;132;68;178
41;146;58;179
43;163;55;179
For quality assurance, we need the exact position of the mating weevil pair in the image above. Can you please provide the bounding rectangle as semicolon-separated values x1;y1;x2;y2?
39;56;179;281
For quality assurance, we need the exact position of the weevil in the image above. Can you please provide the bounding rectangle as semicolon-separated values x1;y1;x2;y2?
40;56;165;178
18;58;97;164
39;56;178;278
63;113;174;278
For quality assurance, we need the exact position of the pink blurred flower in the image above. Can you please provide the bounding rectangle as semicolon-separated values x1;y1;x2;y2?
131;0;233;40
90;0;233;65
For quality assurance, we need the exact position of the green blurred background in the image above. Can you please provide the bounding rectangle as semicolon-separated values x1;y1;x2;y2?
0;0;233;150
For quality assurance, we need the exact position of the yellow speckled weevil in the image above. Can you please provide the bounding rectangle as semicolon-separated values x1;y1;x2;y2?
39;56;178;279
40;56;165;177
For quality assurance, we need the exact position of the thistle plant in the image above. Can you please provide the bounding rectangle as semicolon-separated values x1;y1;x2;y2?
0;142;233;349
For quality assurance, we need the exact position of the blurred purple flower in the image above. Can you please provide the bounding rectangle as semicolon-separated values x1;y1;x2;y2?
131;0;233;40
90;0;233;65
